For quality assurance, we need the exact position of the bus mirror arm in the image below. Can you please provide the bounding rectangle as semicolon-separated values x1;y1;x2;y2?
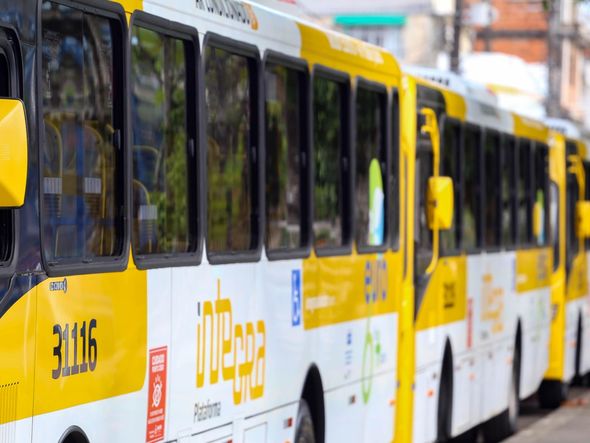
0;99;28;208
420;108;454;274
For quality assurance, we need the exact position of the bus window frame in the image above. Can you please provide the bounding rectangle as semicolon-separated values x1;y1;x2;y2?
0;26;23;279
439;115;463;257
310;65;352;257
129;11;202;270
202;33;263;265
354;76;389;255
38;0;130;277
462;122;484;255
262;50;312;261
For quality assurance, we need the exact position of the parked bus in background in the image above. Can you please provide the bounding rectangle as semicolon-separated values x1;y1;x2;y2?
541;118;590;407
403;71;555;442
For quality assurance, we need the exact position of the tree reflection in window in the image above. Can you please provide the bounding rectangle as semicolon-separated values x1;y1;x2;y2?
265;64;303;251
313;76;344;249
131;25;192;256
205;46;255;254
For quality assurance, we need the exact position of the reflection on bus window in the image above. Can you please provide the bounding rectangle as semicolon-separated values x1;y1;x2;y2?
533;144;549;246
463;126;481;250
205;46;255;254
131;26;192;256
517;140;532;244
265;64;303;251
415;148;433;276
355;86;386;248
484;132;501;247
313;76;344;249
501;137;516;247
41;1;121;263
440;122;460;253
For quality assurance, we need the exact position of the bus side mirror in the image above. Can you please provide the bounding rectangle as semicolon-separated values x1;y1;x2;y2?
427;176;454;231
0;99;28;208
576;201;590;238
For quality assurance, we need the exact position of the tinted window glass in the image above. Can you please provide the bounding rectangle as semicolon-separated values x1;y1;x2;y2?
415;146;433;276
313;76;346;249
501;137;517;246
585;162;590;250
517;140;532;244
566;141;579;271
131;26;196;256
265;64;304;251
463;126;481;250
533;143;550;246
42;2;124;263
0;51;13;264
440;121;461;253
205;46;257;254
484;132;501;247
355;86;386;249
390;91;400;249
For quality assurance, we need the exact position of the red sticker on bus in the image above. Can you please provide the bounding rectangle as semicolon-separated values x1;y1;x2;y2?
146;347;167;443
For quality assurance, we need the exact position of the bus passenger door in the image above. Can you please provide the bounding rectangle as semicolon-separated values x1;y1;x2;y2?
413;104;464;441
0;25;32;443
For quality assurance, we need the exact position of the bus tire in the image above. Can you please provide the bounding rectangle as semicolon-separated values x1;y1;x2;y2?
538;379;567;409
436;344;453;442
482;344;520;442
295;399;316;443
574;314;583;385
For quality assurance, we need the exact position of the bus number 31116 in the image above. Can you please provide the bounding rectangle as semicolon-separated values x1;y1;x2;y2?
52;319;98;379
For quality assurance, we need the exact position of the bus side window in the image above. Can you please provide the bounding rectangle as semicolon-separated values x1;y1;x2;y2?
565;141;579;272
355;82;387;252
130;22;198;264
501;135;517;248
41;1;126;268
440;119;461;254
585;161;590;251
533;143;550;246
390;89;400;250
483;130;501;248
517;139;533;245
205;44;259;257
264;61;308;254
463;125;482;251
312;71;351;252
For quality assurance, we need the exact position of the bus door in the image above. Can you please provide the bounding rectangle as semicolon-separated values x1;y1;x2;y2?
0;24;30;441
564;141;589;380
413;101;460;440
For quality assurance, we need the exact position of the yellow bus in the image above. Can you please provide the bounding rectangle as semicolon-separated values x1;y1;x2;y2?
0;1;588;443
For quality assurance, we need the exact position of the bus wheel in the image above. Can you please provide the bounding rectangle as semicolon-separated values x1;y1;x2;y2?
538;379;568;409
437;346;453;442
482;346;520;441
295;399;316;443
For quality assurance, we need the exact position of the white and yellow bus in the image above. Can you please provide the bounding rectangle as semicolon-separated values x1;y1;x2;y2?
0;1;588;443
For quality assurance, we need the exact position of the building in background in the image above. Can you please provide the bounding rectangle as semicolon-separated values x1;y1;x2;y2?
293;0;590;131
296;0;456;66
464;0;590;127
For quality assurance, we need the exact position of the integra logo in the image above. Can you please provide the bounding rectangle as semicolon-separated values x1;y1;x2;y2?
196;280;266;405
49;278;68;293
